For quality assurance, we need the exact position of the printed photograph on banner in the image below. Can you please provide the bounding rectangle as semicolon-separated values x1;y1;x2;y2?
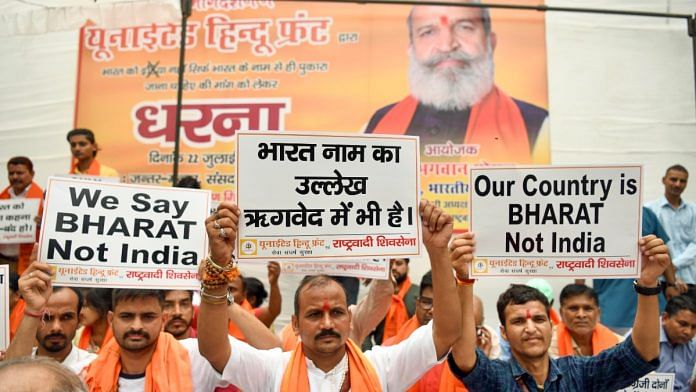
0;265;9;350
236;132;421;261
38;177;210;289
469;165;642;278
616;373;675;392
0;199;40;244
74;0;548;232
279;259;390;280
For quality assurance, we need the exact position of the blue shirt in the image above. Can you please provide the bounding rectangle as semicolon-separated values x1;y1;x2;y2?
656;324;696;391
593;207;671;328
646;197;696;283
449;337;658;391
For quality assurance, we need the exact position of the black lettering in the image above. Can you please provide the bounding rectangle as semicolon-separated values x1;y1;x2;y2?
47;238;71;259
69;187;101;208
131;193;151;212
56;213;78;232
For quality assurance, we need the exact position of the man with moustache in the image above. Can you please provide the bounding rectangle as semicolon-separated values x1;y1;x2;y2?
163;290;197;339
0;156;43;274
548;284;622;358
365;1;548;163
197;201;462;391
5;264;96;373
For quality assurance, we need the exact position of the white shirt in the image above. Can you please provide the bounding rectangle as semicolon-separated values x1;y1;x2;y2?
76;337;229;392
221;321;441;391
32;344;97;374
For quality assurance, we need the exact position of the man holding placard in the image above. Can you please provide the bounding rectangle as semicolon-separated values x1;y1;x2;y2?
197;201;462;391
447;232;669;391
0;156;43;274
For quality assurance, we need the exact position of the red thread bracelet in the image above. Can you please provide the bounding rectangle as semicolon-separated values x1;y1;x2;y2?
456;276;476;286
24;308;44;318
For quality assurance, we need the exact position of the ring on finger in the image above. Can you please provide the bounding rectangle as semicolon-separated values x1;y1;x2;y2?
29;272;34;278
219;227;228;239
214;219;221;229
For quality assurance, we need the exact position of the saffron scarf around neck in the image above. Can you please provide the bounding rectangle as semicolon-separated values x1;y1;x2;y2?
382;277;412;341
9;298;26;341
77;324;114;353
556;322;619;357
70;158;101;175
372;87;531;163
84;332;193;392
281;339;382;392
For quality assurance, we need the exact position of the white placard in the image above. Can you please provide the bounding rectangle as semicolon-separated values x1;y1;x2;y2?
278;258;390;280
39;177;210;289
470;165;642;278
617;373;674;392
0;265;9;350
0;199;40;244
236;132;421;264
53;173;121;183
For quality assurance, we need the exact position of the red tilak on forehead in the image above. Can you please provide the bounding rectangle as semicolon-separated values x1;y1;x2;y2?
439;15;449;26
322;298;330;312
526;309;532;320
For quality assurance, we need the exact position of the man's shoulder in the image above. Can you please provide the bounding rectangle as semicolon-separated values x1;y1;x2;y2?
364;103;399;133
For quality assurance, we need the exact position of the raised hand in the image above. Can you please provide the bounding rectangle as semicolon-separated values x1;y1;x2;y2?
449;232;476;279
419;200;453;251
205;202;240;267
19;244;53;313
638;235;670;286
267;261;280;286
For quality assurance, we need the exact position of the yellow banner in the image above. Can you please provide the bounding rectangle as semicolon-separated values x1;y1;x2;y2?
75;0;549;231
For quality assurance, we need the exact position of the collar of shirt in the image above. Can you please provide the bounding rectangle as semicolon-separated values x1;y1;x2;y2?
658;195;687;211
9;184;31;198
509;353;562;387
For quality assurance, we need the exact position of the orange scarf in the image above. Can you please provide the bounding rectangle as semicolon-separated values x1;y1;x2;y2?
373;87;531;163
280;339;381;392
549;308;561;326
438;363;469;392
84;332;193;392
382;277;412;342
70;158;101;175
9;298;26;341
78;324;114;353
0;183;44;274
382;315;421;347
556;322;619;357
228;299;254;341
280;323;299;352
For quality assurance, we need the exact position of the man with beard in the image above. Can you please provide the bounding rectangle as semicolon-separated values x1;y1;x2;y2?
0;156;43;274
163;290;197;339
548;284;622;358
5;264;96;373
197;200;462;391
366;258;420;347
365;1;548;163
646;164;696;286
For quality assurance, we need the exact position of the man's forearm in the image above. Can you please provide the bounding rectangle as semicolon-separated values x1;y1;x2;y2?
631;282;660;361
429;248;462;357
452;283;477;372
5;316;40;359
228;302;281;349
198;287;233;373
349;278;393;343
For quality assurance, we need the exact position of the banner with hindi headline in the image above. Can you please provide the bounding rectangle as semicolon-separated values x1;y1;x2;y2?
0;265;8;350
0;199;40;244
39;177;210;289
617;373;674;392
470;165;642;278
281;259;390;280
236;132;420;262
74;0;549;232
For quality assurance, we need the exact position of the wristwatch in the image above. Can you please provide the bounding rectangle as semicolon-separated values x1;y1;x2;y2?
633;280;664;296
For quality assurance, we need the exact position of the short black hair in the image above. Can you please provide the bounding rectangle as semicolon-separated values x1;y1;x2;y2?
164;289;194;302
7;156;34;173
665;295;696;317
175;176;201;189
84;288;113;318
497;284;550;326
112;289;164;310
244;277;268;308
9;271;19;293
419;270;433;296
665;164;688;177
67;128;97;157
293;275;347;316
53;286;84;315
559;284;599;307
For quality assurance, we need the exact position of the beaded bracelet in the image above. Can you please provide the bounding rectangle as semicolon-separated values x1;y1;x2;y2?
200;287;230;305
